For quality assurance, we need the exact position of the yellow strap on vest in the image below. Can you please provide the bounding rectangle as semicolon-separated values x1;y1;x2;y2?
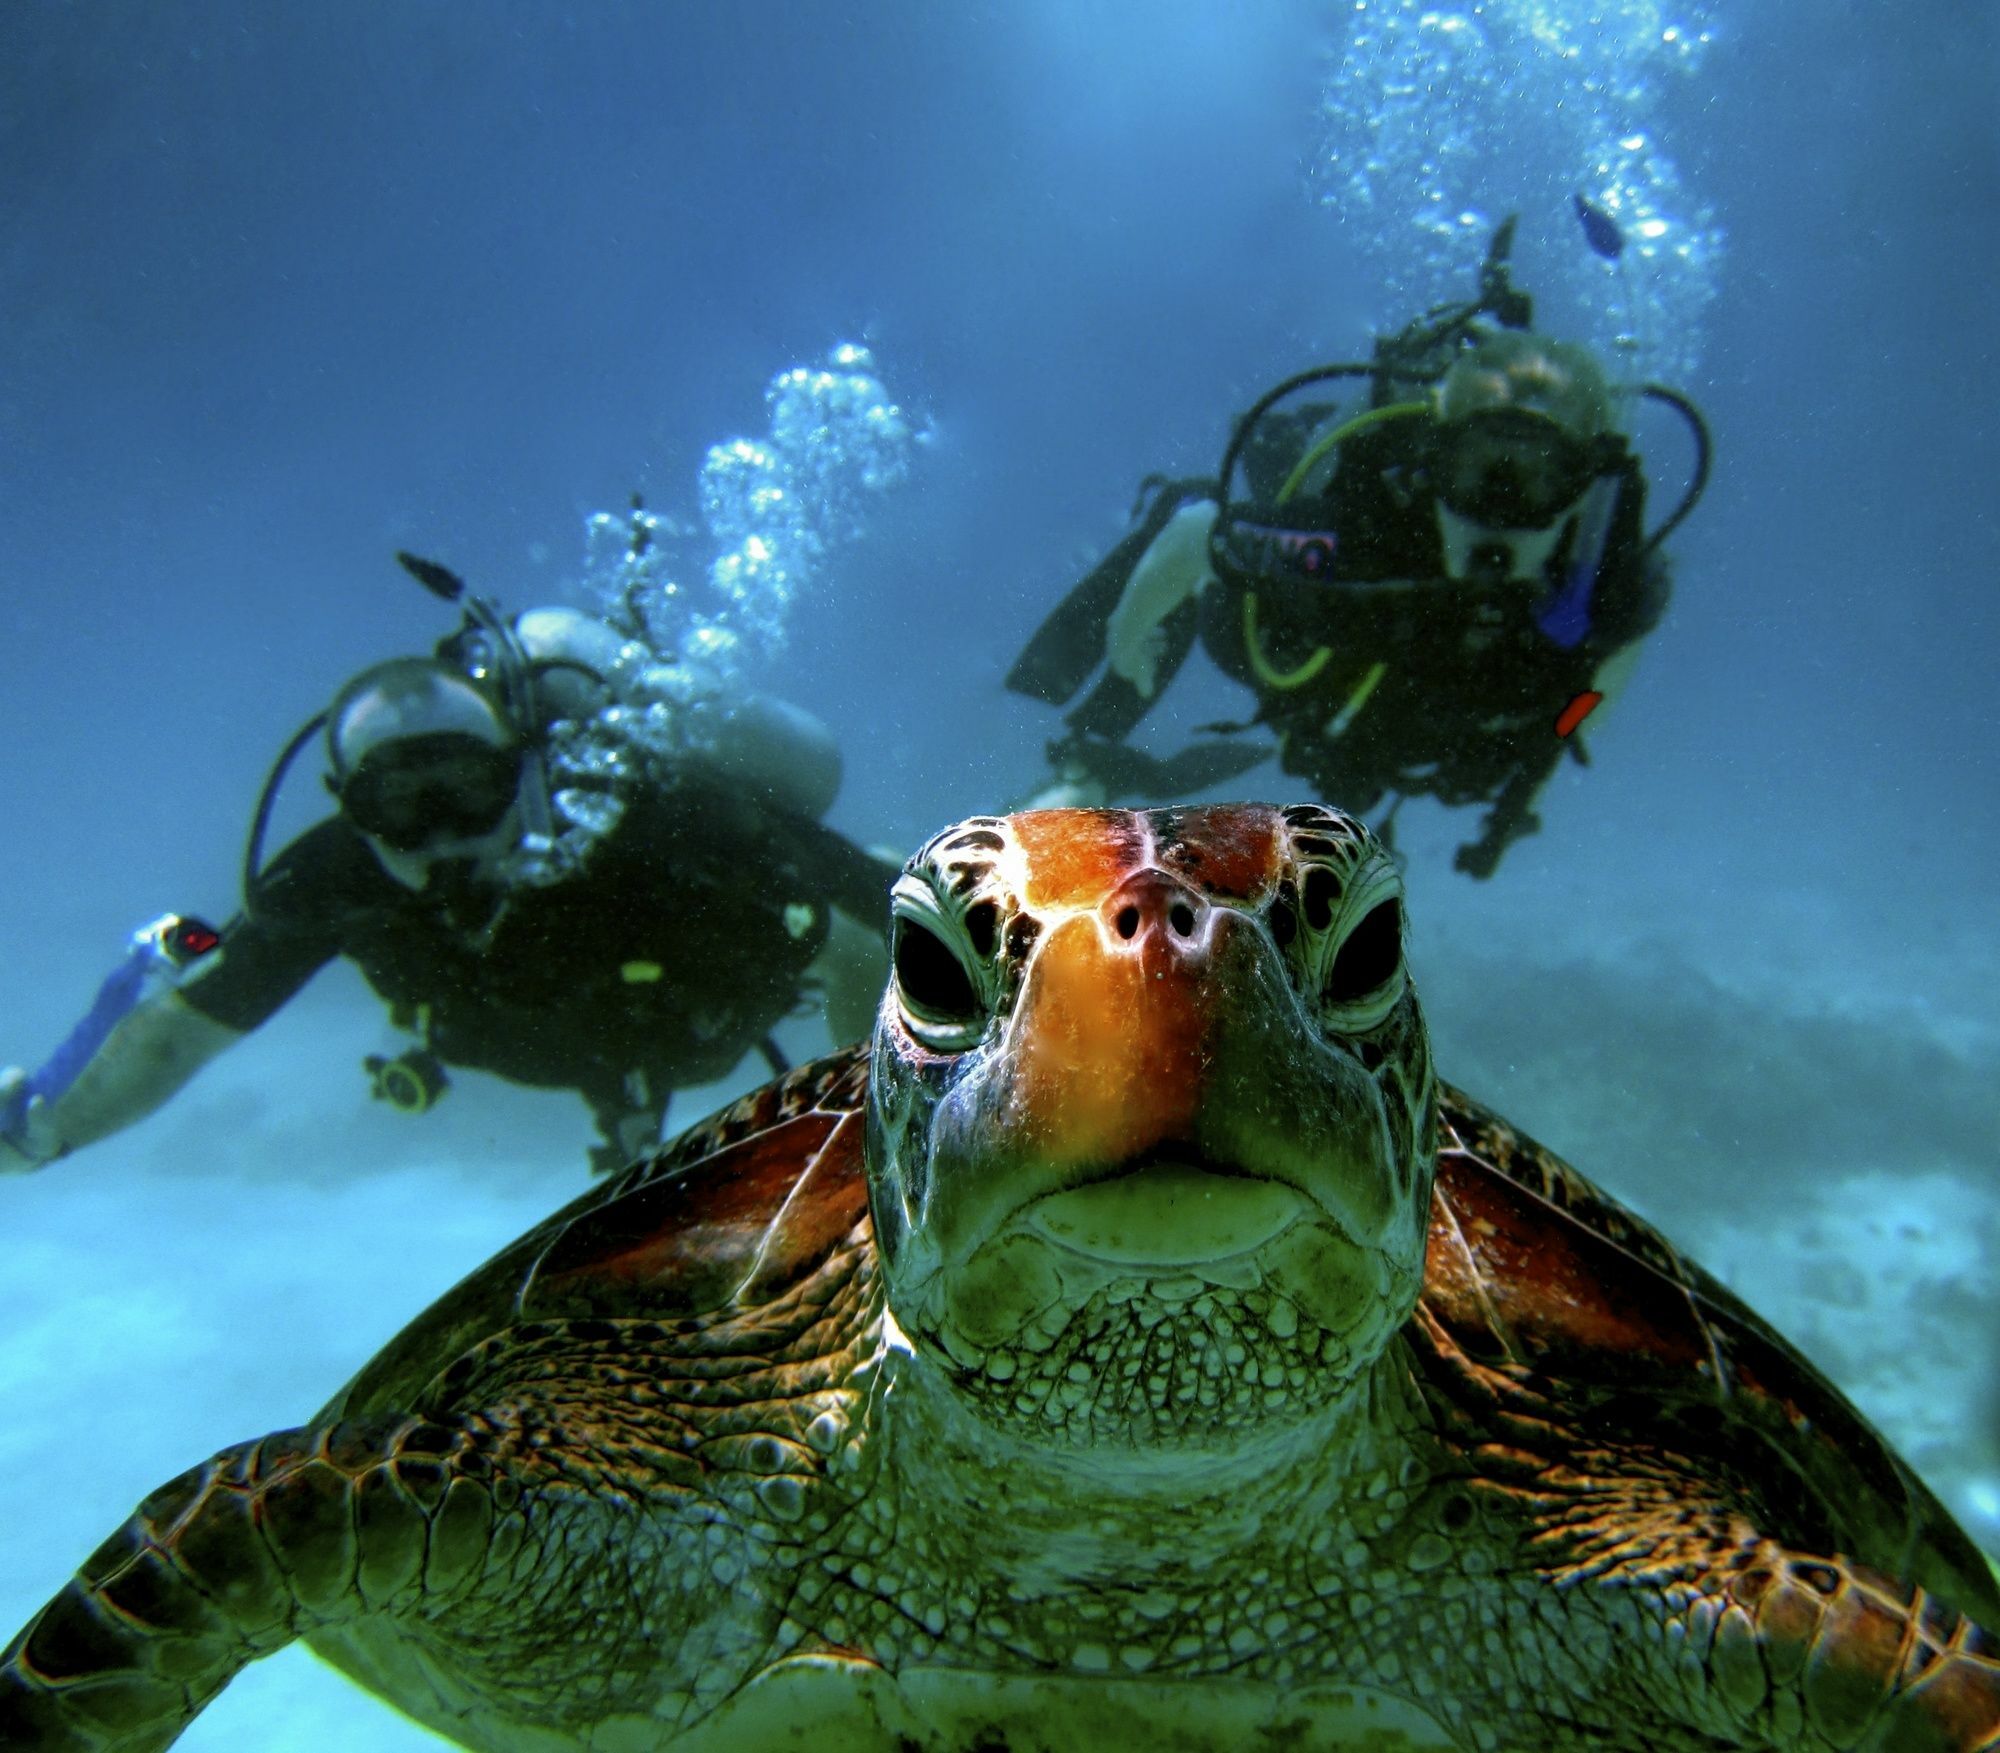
1242;591;1333;692
1275;400;1429;504
1247;401;1429;697
1327;661;1388;738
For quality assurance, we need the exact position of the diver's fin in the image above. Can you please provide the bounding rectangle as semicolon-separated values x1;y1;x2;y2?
1005;554;1130;707
1145;738;1276;798
1005;477;1216;708
1055;735;1274;805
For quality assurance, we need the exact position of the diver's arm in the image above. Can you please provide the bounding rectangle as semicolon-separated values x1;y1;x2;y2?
0;896;334;1171
735;810;896;1048
0;823;355;1171
0;993;243;1169
1565;543;1670;736
1580;478;1670;652
807;909;889;1047
0;912;242;1169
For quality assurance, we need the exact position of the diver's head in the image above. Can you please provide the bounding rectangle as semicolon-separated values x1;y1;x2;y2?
325;658;524;889
1432;332;1618;583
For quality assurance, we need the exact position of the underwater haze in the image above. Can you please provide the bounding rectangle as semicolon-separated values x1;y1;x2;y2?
2;3;1996;1746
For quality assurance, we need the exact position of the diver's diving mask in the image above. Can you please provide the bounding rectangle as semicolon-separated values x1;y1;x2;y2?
1432;406;1603;531
337;733;524;854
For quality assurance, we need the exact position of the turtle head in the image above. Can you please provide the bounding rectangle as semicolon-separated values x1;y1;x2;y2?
866;803;1436;1457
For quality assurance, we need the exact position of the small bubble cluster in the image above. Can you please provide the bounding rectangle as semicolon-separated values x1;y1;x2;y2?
1312;0;1724;388
583;343;918;696
698;342;918;672
492;712;639;889
500;345;918;886
696;351;917;662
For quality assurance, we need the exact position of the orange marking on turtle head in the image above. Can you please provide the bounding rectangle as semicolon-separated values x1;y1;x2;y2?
991;806;1291;1166
1010;808;1148;910
1011;804;1287;909
1149;804;1289;903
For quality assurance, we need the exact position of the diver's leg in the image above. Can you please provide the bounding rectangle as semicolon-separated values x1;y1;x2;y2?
587;1074;670;1177
1453;756;1554;878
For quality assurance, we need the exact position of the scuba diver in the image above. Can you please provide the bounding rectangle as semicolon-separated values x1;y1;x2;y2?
1007;214;1711;876
0;554;897;1179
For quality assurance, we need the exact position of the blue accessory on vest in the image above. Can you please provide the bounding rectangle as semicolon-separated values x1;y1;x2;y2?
1534;476;1620;650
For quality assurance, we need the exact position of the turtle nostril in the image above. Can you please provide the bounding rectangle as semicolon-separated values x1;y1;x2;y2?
1103;873;1207;949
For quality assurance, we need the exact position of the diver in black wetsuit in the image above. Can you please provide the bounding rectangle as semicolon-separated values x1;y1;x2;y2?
0;562;896;1178
1007;219;1710;877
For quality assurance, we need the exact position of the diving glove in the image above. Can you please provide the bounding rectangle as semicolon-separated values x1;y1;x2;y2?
0;1067;59;1170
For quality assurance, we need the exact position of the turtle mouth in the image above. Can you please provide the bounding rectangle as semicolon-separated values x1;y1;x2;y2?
920;1150;1388;1452
1017;1152;1307;1269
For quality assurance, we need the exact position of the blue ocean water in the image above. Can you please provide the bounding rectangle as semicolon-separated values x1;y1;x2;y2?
0;4;1994;1745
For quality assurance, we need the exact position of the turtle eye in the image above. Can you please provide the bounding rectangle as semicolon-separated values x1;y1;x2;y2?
1326;898;1402;1007
890;875;991;1052
895;918;977;1020
1303;865;1339;933
1319;874;1406;1033
1282;853;1407;1035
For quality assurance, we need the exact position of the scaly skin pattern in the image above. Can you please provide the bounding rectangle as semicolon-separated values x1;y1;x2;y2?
2;804;1995;1752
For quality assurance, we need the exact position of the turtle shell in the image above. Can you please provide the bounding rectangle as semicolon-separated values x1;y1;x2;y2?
326;1047;2000;1628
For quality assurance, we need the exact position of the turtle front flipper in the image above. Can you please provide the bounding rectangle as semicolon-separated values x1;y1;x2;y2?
0;1413;486;1751
1691;1546;2000;1751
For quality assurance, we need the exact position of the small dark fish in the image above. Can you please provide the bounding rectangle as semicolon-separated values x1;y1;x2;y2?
1572;193;1624;261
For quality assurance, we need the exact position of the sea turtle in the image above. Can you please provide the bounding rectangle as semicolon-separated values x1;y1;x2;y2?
3;802;1996;1752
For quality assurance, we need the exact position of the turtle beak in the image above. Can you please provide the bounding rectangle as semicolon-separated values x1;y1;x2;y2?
1009;868;1218;1166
